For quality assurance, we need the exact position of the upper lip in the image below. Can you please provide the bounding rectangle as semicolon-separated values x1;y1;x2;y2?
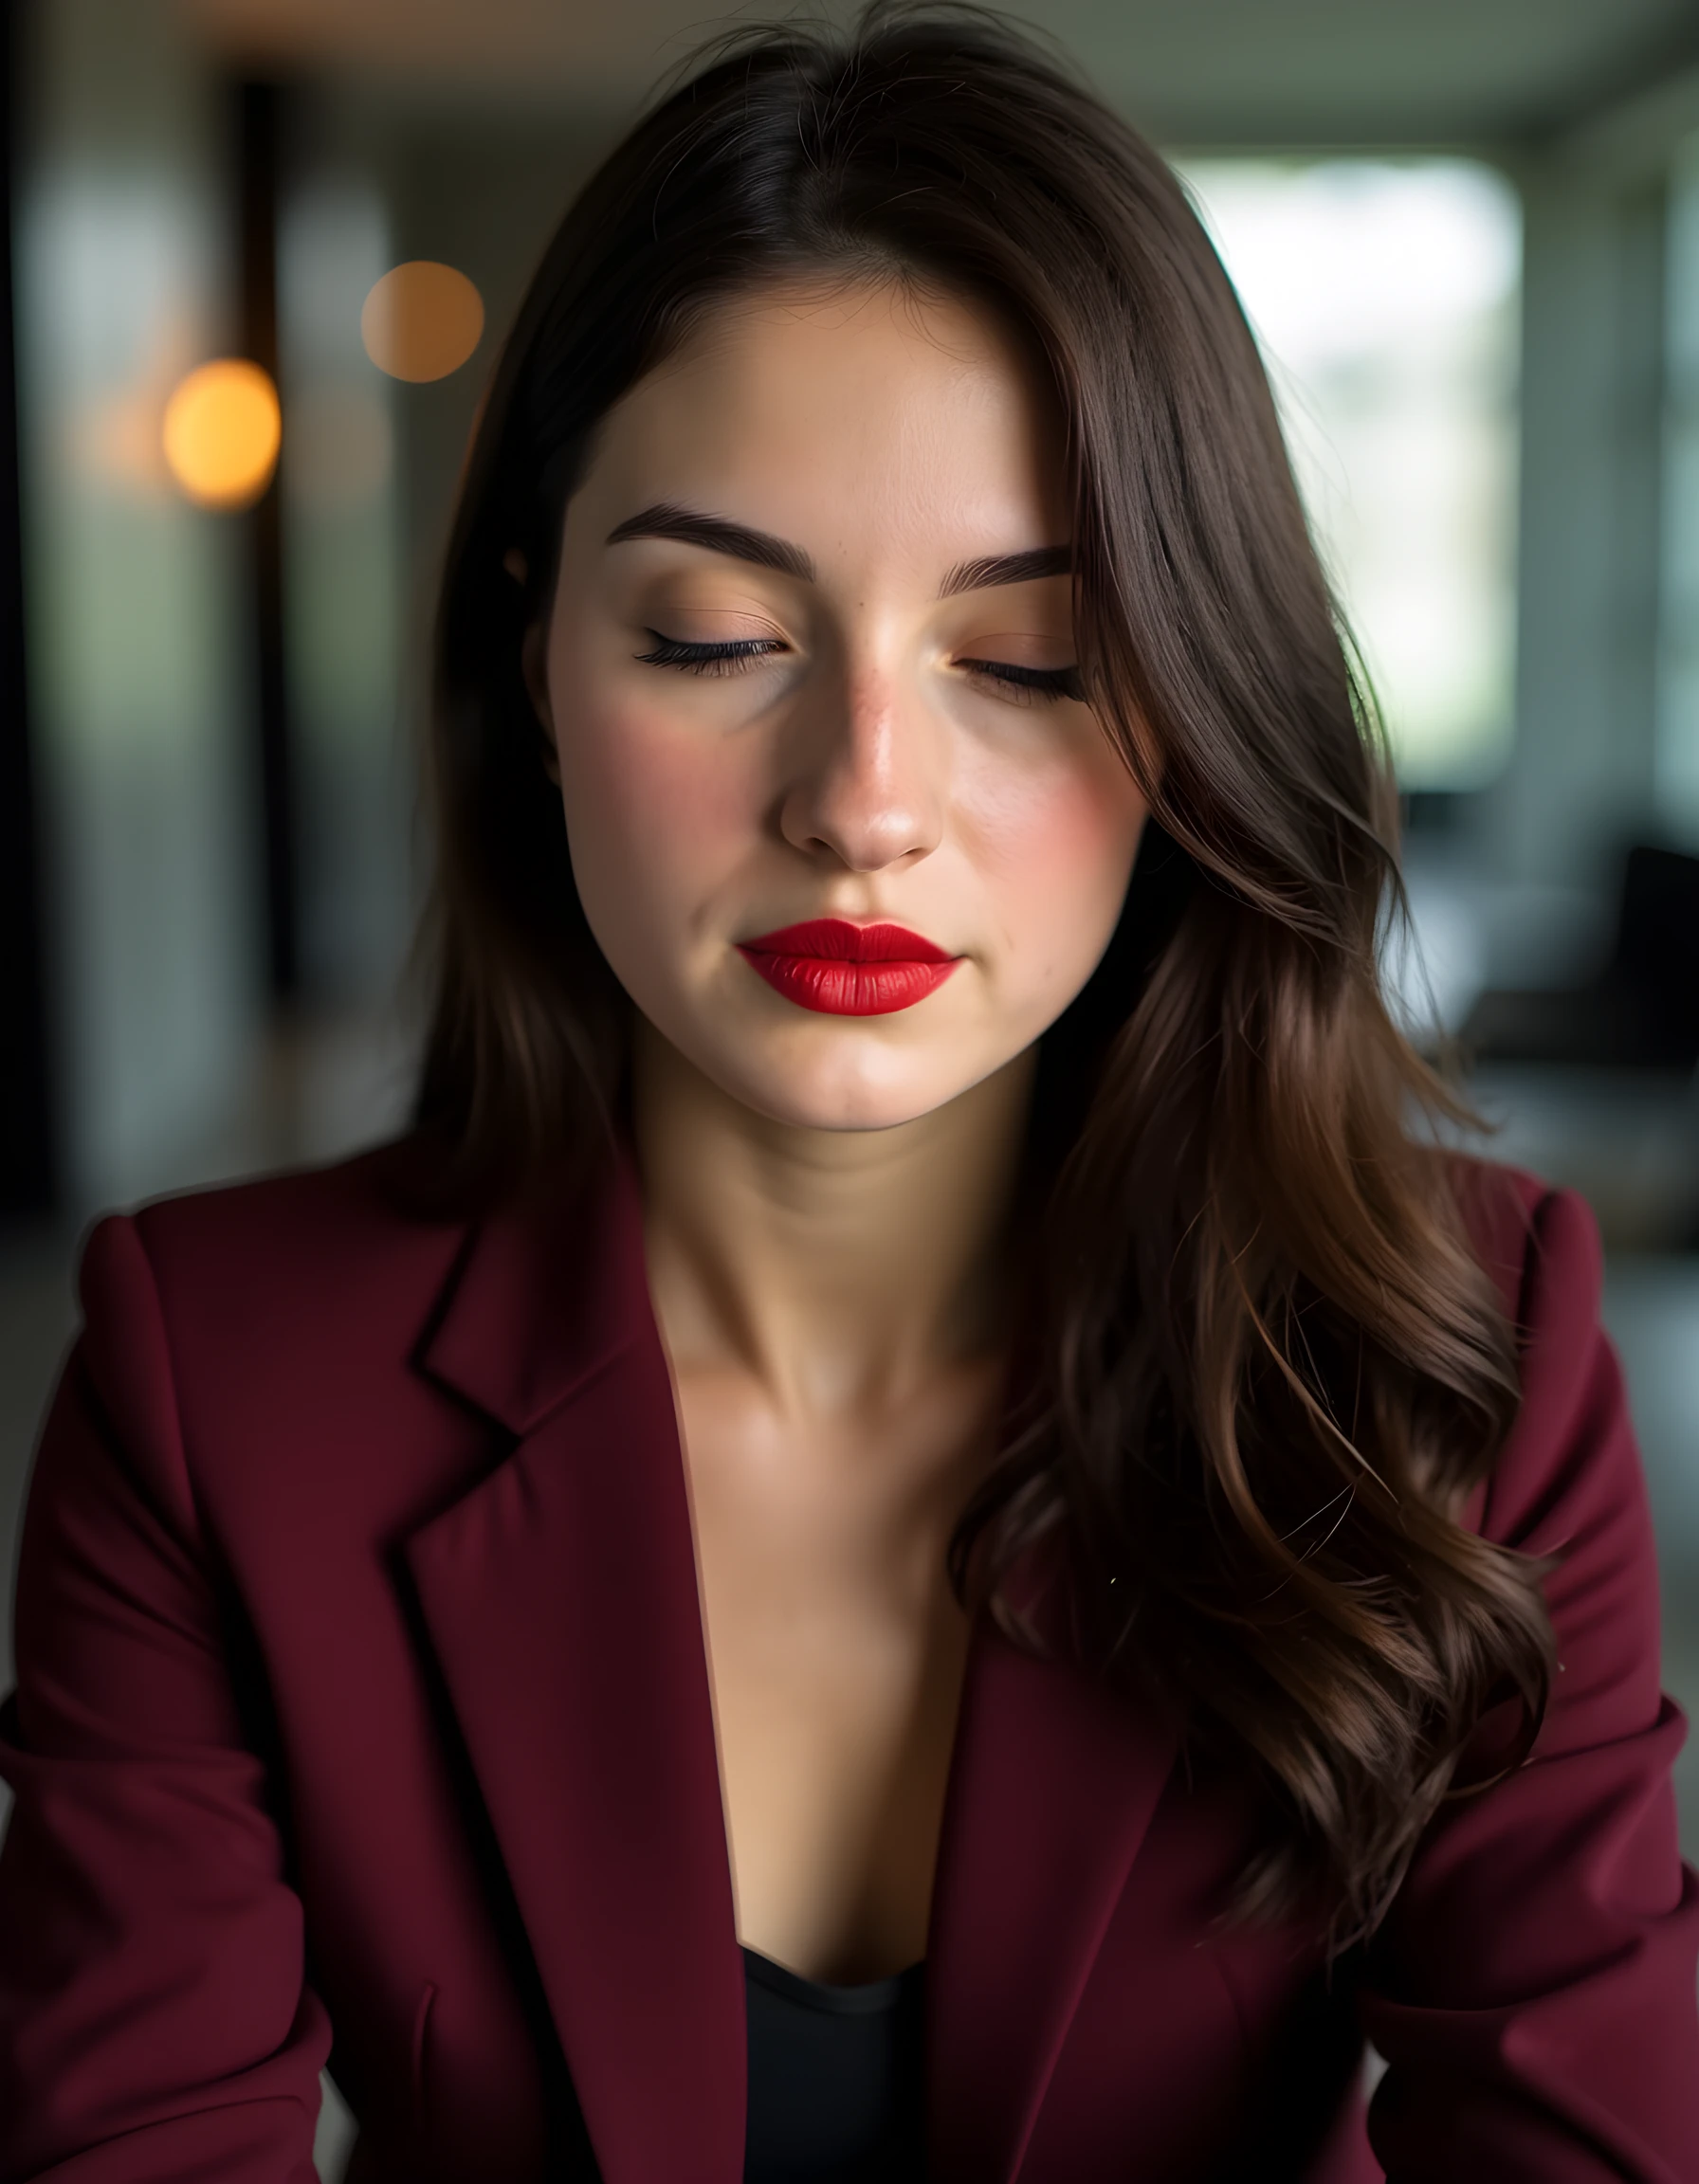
739;918;956;964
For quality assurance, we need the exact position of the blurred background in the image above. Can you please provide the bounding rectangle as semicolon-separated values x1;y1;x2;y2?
1;0;1697;2168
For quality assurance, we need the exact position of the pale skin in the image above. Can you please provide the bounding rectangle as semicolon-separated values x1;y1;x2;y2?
516;277;1148;1983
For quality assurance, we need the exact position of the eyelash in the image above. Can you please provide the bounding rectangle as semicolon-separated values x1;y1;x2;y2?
633;633;781;676
962;659;1086;705
633;632;1083;704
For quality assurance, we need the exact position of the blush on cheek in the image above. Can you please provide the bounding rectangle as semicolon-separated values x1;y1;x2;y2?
980;767;1146;999
972;753;1144;893
557;699;763;950
564;698;706;830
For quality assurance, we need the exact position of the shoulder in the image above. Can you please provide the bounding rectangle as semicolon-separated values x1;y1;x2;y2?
76;1140;472;1457
1445;1152;1597;1328
86;1136;461;1316
1447;1154;1609;1398
1446;1156;1648;1599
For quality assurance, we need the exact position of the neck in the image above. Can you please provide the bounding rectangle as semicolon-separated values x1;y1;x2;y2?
630;1020;1036;1422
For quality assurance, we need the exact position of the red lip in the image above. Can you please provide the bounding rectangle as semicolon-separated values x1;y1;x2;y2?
743;919;954;963
736;919;960;1015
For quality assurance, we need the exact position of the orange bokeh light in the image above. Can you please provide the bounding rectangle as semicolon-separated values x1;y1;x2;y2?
162;359;282;510
360;262;485;384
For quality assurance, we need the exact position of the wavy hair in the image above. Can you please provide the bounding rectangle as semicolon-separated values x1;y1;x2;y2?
414;1;1555;1948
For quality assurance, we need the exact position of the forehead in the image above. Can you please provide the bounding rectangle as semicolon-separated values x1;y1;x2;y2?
571;277;1068;560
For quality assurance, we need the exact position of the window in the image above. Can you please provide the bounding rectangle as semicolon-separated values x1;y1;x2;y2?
1174;158;1522;791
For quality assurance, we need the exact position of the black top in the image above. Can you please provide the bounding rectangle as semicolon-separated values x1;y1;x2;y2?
741;1946;926;2183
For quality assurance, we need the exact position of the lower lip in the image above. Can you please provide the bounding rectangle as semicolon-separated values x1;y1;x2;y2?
737;951;959;1015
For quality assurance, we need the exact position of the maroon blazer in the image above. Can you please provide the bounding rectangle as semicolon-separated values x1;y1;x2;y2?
0;1145;1695;2183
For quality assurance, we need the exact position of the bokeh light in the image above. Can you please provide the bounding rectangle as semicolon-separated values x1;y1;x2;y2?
161;357;282;509
359;261;484;383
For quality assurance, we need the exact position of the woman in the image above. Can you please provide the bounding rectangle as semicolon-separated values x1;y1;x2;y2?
1;8;1694;2180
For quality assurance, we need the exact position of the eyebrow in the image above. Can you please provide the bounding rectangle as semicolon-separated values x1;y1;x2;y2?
605;503;815;582
605;501;1071;598
938;544;1072;597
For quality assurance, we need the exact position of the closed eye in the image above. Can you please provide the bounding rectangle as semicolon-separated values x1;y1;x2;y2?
634;632;1081;703
959;658;1084;705
634;631;787;675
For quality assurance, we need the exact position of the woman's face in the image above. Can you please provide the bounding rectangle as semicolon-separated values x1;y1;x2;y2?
532;277;1147;1131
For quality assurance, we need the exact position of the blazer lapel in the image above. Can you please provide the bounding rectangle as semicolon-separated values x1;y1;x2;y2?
928;1613;1180;2183
401;1154;744;2184
396;1147;1178;2184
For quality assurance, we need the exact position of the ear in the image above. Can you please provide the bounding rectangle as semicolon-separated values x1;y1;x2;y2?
504;548;560;787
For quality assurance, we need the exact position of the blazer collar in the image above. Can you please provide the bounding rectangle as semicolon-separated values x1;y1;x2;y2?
416;1147;647;1435
403;1146;1179;2184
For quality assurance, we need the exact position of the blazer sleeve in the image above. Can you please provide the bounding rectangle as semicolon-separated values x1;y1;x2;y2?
0;1214;331;2184
1357;1184;1699;2182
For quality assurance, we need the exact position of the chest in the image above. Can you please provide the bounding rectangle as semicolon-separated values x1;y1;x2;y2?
672;1362;987;1983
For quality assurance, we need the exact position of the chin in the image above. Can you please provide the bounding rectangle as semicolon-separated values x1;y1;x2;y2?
707;1037;977;1135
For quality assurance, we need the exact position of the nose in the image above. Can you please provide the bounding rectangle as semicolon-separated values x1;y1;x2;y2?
776;661;945;872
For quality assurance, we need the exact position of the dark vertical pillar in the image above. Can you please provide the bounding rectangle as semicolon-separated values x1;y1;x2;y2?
236;78;297;1001
0;0;57;1218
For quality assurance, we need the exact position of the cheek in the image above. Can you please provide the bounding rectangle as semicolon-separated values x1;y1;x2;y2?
551;682;762;948
961;736;1146;970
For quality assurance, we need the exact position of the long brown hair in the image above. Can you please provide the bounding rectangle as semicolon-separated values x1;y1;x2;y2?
416;1;1554;1949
